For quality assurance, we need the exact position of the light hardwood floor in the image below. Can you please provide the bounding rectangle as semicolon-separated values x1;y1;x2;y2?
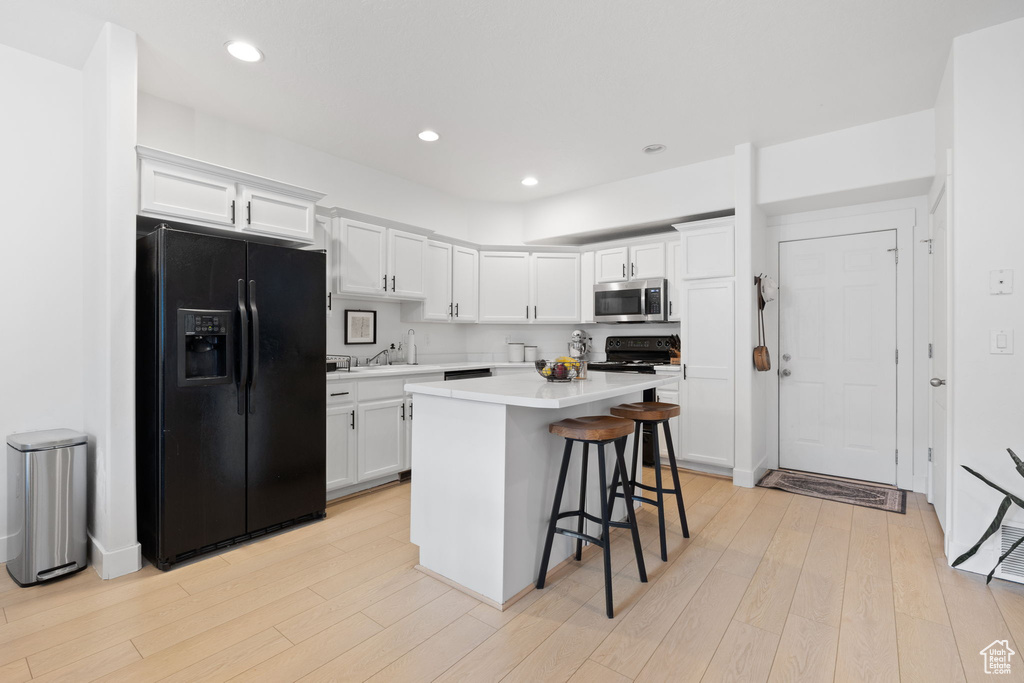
1;471;1022;682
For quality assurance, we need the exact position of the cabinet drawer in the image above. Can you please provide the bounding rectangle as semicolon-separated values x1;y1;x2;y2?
357;378;407;401
327;379;356;404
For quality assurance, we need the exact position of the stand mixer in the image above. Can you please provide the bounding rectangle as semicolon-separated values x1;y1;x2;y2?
568;329;591;360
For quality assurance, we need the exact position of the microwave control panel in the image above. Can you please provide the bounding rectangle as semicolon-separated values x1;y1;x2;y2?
646;287;661;315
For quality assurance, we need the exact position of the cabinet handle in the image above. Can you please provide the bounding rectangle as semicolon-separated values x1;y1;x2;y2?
401;403;406;421
330;391;349;396
534;305;537;319
683;364;687;380
526;305;529;319
350;411;355;429
246;201;251;225
449;302;453;317
669;300;672;315
455;303;459;317
231;200;236;223
622;263;626;278
392;275;396;292
631;262;635;277
383;275;388;291
409;401;413;420
328;292;332;311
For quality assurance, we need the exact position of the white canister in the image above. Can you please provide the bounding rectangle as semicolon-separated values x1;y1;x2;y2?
508;342;525;363
524;345;538;362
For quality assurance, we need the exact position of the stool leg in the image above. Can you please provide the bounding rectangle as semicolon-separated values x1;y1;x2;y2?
663;422;689;538
575;443;589;561
629;421;642;497
597;442;615;618
537;439;573;589
651;421;667;561
615;436;648;584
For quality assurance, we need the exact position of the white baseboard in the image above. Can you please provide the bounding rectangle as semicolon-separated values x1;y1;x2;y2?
733;456;771;489
677;460;733;480
89;534;142;579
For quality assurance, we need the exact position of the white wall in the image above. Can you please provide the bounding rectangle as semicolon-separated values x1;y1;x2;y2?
523;156;735;244
81;23;141;578
0;44;85;561
758;110;936;215
947;17;1024;575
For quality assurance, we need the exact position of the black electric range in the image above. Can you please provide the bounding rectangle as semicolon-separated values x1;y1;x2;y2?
588;335;678;464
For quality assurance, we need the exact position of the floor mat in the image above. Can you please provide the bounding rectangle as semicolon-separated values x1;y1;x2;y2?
756;469;906;513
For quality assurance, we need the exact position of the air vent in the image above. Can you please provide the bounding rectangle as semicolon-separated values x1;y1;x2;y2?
996;524;1024;583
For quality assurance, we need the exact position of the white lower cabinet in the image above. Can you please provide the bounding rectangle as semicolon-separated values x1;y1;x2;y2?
326;404;357;490
655;381;681;459
356;398;407;481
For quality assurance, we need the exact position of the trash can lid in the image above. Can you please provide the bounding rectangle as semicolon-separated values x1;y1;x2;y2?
7;429;87;452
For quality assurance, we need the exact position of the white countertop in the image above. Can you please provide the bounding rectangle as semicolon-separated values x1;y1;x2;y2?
327;361;536;380
404;371;678;409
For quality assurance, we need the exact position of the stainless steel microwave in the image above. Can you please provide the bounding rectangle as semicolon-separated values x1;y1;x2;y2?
594;279;667;323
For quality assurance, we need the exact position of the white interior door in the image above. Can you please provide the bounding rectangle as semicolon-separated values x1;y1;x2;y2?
779;231;898;484
928;187;951;533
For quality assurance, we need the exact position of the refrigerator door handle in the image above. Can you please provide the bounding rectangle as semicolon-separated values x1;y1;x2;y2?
248;279;260;413
237;279;249;415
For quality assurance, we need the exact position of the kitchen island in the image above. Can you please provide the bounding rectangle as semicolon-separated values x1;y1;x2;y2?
405;371;679;608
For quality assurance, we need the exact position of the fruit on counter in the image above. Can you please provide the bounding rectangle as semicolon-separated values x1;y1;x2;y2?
553;363;568;380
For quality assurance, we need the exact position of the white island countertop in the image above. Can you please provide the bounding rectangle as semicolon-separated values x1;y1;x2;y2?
405;371;678;409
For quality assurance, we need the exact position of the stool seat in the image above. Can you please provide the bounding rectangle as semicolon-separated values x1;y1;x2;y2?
549;415;633;442
610;401;680;421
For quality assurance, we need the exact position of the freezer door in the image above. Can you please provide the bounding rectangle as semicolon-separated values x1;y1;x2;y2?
153;229;248;562
245;243;327;531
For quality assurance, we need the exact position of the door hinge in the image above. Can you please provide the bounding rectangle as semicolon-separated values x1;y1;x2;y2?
928;343;933;359
921;238;933;255
895;449;899;465
887;247;898;264
928;447;933;462
895;349;899;364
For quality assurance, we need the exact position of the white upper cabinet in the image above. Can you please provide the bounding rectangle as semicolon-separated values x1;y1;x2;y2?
580;251;596;324
479;252;531;322
388;230;427;299
667;239;682;321
334;219;427;300
239;184;317;243
630;242;666;280
595;246;629;283
421;241;453;321
531;253;580;322
139;158;237;227
338;220;388;295
451;246;479;322
137;147;322;244
677;219;735;280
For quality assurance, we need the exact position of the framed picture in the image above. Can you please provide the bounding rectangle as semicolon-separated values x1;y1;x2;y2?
344;309;377;345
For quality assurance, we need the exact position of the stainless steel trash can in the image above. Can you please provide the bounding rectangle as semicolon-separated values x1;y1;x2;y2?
6;429;88;586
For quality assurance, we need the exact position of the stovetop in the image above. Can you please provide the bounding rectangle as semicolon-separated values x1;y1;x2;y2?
598;335;678;368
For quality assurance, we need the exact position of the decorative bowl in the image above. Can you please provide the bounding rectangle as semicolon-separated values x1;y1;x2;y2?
535;358;583;382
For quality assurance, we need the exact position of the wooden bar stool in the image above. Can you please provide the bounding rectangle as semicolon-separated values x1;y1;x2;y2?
536;415;648;618
609;402;689;561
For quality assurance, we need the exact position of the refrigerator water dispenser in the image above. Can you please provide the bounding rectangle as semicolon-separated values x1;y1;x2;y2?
177;309;233;386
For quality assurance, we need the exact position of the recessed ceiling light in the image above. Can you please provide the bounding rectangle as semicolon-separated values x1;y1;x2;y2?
418;130;440;142
225;41;264;63
521;176;539;187
643;144;667;155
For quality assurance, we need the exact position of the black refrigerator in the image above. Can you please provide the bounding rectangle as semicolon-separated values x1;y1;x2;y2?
136;222;326;569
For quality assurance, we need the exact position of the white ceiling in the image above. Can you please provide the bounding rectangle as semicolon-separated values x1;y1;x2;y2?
3;1;1023;203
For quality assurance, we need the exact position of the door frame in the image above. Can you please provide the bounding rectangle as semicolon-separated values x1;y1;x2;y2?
765;199;925;491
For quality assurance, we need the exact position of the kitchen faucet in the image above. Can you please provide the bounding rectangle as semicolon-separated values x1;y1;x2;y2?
366;348;390;366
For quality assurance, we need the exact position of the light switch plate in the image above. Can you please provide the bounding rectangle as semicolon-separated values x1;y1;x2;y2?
990;269;1013;294
991;329;1014;354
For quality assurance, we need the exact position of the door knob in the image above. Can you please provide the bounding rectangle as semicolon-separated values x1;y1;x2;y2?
782;354;791;362
781;369;792;377
930;378;946;387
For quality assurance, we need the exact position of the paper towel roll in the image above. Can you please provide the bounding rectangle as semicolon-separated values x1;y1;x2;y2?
406;329;417;365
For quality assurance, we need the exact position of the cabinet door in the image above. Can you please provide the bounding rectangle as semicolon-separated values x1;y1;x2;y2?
451;246;479;322
139;158;237;227
326;405;357;490
630;242;666;280
530;253;580;323
404;396;414;471
580;251;595;323
667;240;682;321
679;280;734;467
680;223;734;279
357;398;406;480
595;247;629;283
421;241;453;321
239;185;316;244
479;252;530;322
339;220;387;296
389;229;427;299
